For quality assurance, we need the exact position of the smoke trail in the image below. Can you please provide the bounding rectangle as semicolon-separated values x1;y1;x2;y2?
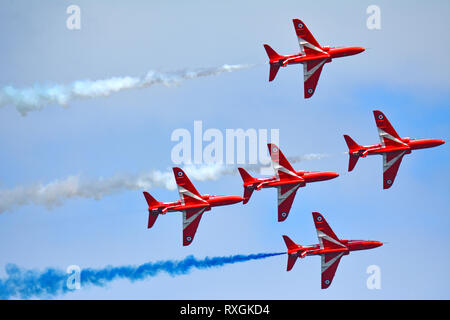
0;153;336;214
0;252;285;299
0;165;227;213
287;153;333;163
0;64;254;116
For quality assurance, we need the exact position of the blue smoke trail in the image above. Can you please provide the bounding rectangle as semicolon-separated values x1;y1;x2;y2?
0;252;285;299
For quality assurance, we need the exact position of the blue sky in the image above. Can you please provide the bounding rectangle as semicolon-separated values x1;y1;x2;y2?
0;0;449;299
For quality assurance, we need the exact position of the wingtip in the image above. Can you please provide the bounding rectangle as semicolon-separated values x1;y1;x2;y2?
172;166;186;176
373;110;384;117
267;143;279;154
312;212;326;223
278;212;289;222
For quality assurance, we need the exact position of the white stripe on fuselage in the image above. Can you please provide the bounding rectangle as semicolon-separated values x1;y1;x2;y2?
272;162;299;180
177;186;207;204
298;38;325;55
378;128;407;147
316;230;346;250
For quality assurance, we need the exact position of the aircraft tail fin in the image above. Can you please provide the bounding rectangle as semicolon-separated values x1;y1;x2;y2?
264;44;283;81
283;235;299;271
238;168;257;204
143;192;160;229
344;135;362;172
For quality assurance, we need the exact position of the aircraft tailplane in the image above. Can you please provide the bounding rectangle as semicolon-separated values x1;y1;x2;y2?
344;135;362;172
147;212;159;229
283;235;300;271
143;191;159;207
283;235;299;250
344;134;361;150
263;44;283;81
143;192;160;228
286;255;298;271
238;168;257;204
263;44;283;61
347;155;359;172
268;64;280;82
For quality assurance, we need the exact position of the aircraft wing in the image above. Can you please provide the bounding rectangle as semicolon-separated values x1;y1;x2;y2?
383;150;407;189
267;143;302;181
292;19;324;55
321;252;345;289
277;184;302;222
182;207;207;246
303;59;327;98
313;212;346;250
173;167;208;206
373;110;407;148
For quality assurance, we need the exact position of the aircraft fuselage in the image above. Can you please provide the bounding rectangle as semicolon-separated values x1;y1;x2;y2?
252;171;339;190
288;239;383;258
275;46;365;67
350;138;445;158
148;194;244;214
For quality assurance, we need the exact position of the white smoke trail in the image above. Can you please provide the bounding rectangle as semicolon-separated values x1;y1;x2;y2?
0;64;254;116
0;166;220;213
287;153;334;163
0;153;333;214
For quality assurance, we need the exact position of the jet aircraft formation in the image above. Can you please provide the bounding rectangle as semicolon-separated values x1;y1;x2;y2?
142;19;445;289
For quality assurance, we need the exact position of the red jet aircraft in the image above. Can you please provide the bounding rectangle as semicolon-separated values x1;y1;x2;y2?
238;143;339;222
143;167;244;246
344;110;445;189
263;19;365;98
283;212;383;289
